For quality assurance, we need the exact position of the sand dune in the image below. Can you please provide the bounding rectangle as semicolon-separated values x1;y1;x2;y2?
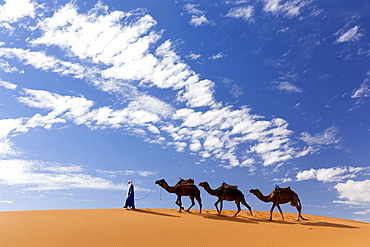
0;208;368;246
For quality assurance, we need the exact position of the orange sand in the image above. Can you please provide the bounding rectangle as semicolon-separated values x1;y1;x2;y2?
0;208;368;246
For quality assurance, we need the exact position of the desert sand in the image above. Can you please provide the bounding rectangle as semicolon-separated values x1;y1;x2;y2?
0;208;368;246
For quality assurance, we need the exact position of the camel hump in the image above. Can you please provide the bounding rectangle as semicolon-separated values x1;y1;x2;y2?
177;178;195;186
221;182;238;190
275;185;291;192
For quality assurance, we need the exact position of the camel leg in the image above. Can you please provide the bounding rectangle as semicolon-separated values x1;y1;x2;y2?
269;203;276;221
214;199;221;214
196;196;202;214
296;205;307;221
276;204;284;220
234;202;241;217
219;200;224;215
291;198;307;221
176;196;183;212
241;198;253;216
186;196;195;212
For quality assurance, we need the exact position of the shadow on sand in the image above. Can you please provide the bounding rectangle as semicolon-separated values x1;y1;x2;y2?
200;213;299;225
131;209;180;218
201;213;258;224
190;211;359;229
130;209;360;229
302;221;359;229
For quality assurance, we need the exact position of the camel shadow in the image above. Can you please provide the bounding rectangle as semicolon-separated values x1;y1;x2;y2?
199;215;357;228
131;209;180;218
302;221;359;229
200;215;359;228
199;212;258;224
196;212;302;225
255;218;296;225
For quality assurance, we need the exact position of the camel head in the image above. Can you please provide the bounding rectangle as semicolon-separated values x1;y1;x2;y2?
155;179;165;187
198;181;207;187
249;189;260;195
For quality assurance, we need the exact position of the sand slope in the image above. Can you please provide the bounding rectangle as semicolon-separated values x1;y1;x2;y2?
0;208;368;246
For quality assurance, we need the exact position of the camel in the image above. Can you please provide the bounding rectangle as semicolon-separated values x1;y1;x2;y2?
249;187;307;221
155;179;202;213
198;181;252;217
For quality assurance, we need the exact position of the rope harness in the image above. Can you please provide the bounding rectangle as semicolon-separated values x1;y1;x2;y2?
135;183;157;201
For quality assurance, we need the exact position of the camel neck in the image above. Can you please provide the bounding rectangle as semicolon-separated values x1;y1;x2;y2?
203;183;218;196
160;181;177;193
255;191;272;202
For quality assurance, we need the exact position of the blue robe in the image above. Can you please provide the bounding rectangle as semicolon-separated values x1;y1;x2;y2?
124;184;135;208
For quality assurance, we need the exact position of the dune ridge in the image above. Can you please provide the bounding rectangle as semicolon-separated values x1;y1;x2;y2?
0;208;368;246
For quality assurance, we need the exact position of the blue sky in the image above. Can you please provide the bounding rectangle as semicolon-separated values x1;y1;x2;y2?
0;0;370;222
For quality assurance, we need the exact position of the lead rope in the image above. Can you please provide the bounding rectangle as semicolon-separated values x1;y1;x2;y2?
135;183;156;201
160;186;162;201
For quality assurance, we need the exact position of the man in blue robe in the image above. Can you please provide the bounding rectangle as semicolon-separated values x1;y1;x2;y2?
123;180;135;209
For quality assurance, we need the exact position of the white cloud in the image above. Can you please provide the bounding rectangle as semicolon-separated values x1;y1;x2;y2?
147;124;160;134
186;53;201;60
169;141;187;152
0;118;23;140
336;26;362;43
97;169;157;178
0;200;13;204
334;179;370;203
19;89;94;115
296;166;365;182
333;200;360;205
352;78;370;98
0;139;19;157
0;118;24;157
0;2;323;169
0;159;155;191
24;3;216;108
184;4;211;27
190;15;210;27
209;52;226;60
0;0;36;28
184;4;204;15
1;3;215;105
225;6;254;21
17;88;164;130
136;170;157;177
273;81;302;93
296;168;316;180
0;48;92;79
178;79;216;107
299;126;342;146
0;159;125;190
0;59;21;73
31;3;155;62
220;77;244;98
204;135;223;151
262;0;308;18
295;146;318;158
0;78;17;90
353;209;370;215
273;177;292;183
126;95;174;118
171;107;299;166
190;140;202;152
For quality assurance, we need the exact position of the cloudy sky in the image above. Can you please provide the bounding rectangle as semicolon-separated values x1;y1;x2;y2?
0;0;370;222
